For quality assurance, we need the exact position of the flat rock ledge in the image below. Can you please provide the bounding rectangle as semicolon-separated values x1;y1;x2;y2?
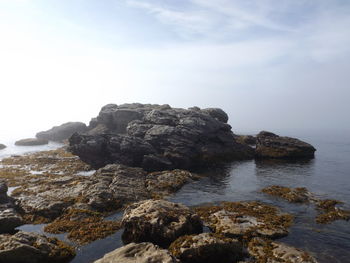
36;122;87;142
194;201;293;240
169;233;243;263
15;138;49;146
255;131;316;159
69;103;254;171
94;242;178;263
0;231;75;263
248;237;318;263
121;199;203;247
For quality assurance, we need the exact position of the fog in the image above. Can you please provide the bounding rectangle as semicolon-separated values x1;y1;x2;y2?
1;0;350;141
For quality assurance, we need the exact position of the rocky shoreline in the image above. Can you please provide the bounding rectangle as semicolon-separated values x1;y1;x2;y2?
0;103;334;263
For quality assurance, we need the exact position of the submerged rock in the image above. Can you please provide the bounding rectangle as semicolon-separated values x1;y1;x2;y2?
15;138;49;146
169;233;242;263
248;237;318;263
194;201;293;240
0;143;6;150
255;131;316;159
315;199;350;224
69;103;254;171
94;242;177;263
262;185;311;203
36;122;87;142
0;181;23;233
0;231;75;263
122;199;203;247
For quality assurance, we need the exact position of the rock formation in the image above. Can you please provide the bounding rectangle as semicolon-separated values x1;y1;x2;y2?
36;122;87;142
69;103;254;171
255;131;316;159
0;231;75;263
121;199;203;247
15;138;49;146
94;242;178;263
0;143;6;150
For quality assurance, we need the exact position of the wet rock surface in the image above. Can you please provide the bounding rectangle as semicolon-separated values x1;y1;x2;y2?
0;181;23;233
194;201;293;240
0;143;6;150
122;199;203;247
36;122;87;142
234;135;256;146
262;185;311;203
169;233;242;263
248;237;318;263
255;131;316;159
93;242;178;263
15;138;49;146
69;103;254;171
0;231;75;263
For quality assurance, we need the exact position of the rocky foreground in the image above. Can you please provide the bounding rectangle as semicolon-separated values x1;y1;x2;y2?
0;103;323;262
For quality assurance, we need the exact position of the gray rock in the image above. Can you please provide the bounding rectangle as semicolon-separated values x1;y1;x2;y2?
36;122;87;142
0;143;6;150
94;242;177;263
248;237;318;263
0;231;75;263
122;199;203;247
255;131;316;159
169;233;242;263
15;138;49;146
69;103;254;171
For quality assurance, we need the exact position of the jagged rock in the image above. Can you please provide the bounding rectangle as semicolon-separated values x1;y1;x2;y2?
69;103;254;171
36;122;87;142
0;231;75;263
15;138;49;146
169;233;242;263
0;143;6;150
195;201;293;239
0;181;23;233
255;131;316;159
122;199;203;247
94;242;177;263
248;237;318;263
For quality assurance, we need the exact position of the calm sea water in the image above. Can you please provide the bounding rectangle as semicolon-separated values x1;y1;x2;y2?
3;131;350;263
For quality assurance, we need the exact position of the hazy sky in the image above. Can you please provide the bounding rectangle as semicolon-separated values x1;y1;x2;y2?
1;0;350;140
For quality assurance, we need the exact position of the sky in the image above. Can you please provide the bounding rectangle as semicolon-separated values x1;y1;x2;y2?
0;0;350;140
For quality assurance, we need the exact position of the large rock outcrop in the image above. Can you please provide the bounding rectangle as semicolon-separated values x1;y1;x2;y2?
0;231;75;263
0;181;23;233
255;131;316;159
121;199;203;247
15;138;49;146
94;242;177;263
36;122;87;142
69;103;254;171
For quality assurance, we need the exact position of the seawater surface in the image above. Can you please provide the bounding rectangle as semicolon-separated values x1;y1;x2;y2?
5;131;350;263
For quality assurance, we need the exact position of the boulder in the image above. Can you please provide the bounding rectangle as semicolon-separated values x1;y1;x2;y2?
169;233;242;263
36;122;87;142
255;131;316;159
15;138;49;146
69;103;254;171
0;181;23;233
248;237;318;263
194;201;293;239
234;135;256;145
121;199;203;247
94;242;177;263
0;143;6;150
0;231;75;263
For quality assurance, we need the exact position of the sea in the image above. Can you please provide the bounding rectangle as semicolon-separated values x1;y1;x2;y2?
1;130;349;263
